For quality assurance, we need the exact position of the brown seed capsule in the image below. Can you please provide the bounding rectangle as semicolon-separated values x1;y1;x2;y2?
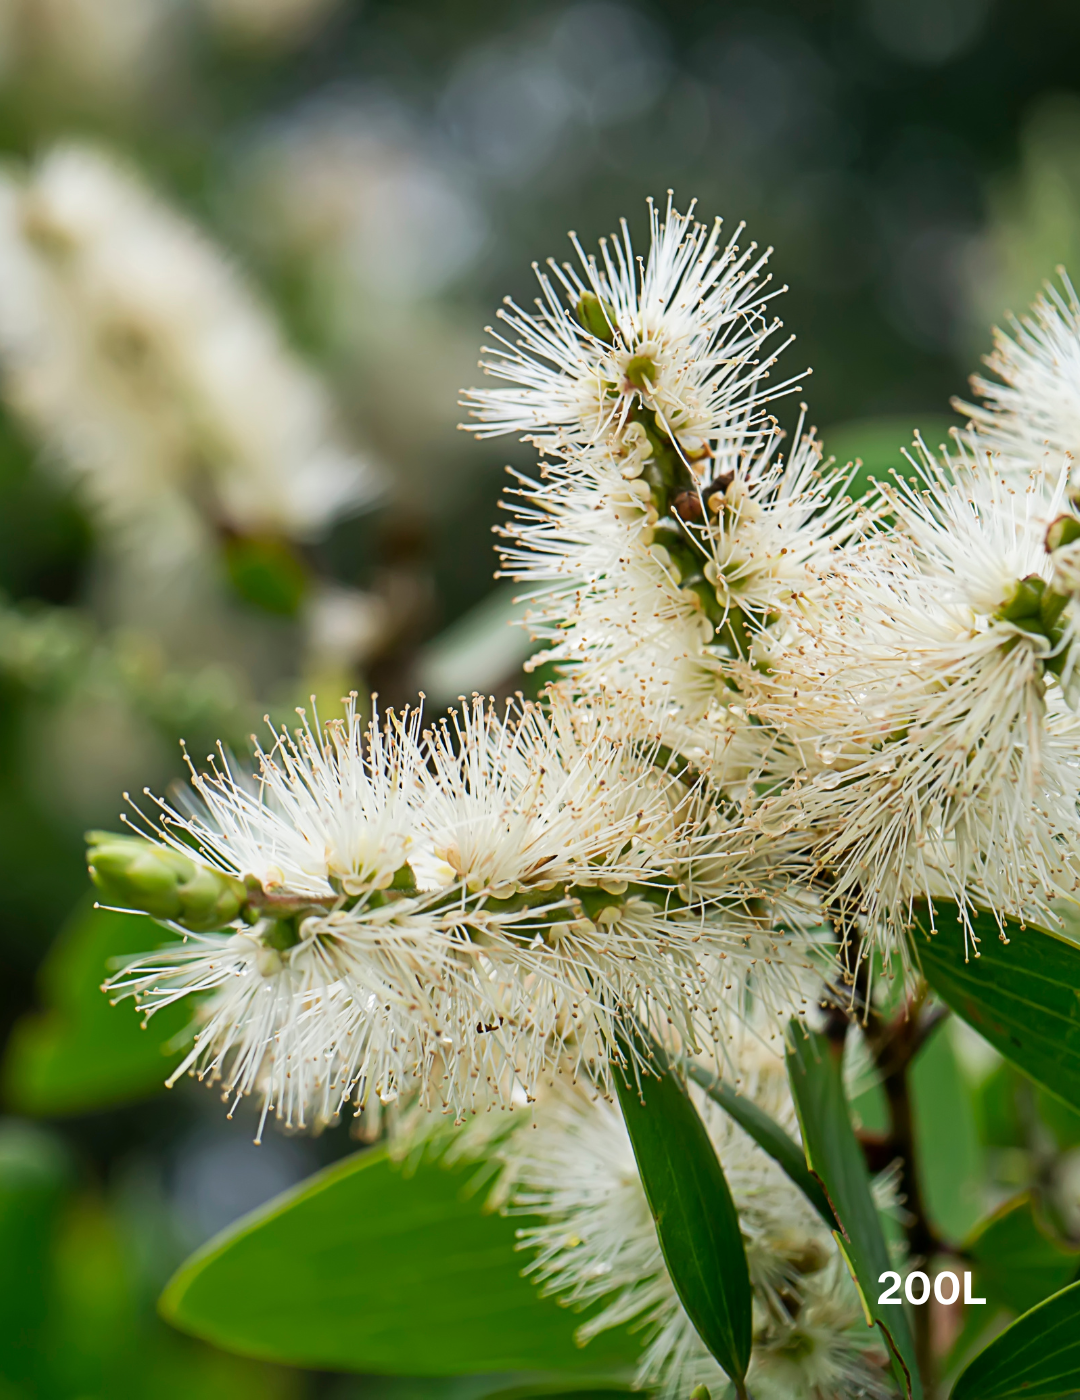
670;489;704;522
704;468;735;498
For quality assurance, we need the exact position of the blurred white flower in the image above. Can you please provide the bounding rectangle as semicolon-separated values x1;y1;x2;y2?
0;0;177;103
197;0;339;49
240;99;485;303
0;144;377;566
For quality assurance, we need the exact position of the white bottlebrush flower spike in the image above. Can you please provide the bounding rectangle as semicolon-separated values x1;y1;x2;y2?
746;438;1080;949
84;189;1080;1400
958;270;1080;475
482;1024;892;1400
462;193;803;460
0;143;377;564
104;689;813;1133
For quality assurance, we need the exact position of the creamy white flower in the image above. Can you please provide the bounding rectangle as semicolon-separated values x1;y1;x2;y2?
958;270;1080;476
107;691;812;1129
748;440;1080;948
0;144;376;564
497;403;857;776
485;1026;892;1400
462;193;803;459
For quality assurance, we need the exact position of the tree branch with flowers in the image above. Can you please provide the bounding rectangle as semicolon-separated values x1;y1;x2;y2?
86;197;1080;1400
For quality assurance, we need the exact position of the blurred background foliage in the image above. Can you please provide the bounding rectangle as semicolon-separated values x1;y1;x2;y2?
1;0;1080;1394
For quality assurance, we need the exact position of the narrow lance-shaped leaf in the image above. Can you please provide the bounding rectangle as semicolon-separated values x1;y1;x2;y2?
912;903;1080;1115
686;1060;838;1231
951;1278;1080;1400
612;1021;752;1397
785;1021;923;1400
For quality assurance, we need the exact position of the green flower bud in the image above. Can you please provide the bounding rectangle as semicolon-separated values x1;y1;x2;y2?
690;1387;711;1400
1047;513;1080;554
624;353;658;392
86;832;246;932
574;291;617;344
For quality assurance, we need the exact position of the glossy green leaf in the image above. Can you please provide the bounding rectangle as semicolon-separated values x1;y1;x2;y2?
2;899;192;1115
161;1147;641;1375
951;1278;1080;1399
613;1027;752;1395
913;905;1080;1115
966;1194;1080;1316
785;1022;922;1400
686;1060;837;1230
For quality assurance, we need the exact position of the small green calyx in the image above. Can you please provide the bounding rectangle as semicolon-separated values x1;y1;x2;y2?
574;291;617;344
624;353;658;392
690;1386;711;1400
999;574;1052;626
260;919;301;952
86;831;246;933
389;861;417;893
1047;513;1080;554
996;574;1073;676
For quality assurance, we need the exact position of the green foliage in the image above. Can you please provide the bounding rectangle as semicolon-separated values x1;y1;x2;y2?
0;405;90;603
785;1021;923;1400
965;1194;1080;1315
910;1021;985;1242
2;898;191;1115
0;1120;70;1385
0;1117;295;1400
951;1279;1080;1400
822;415;959;502
913;906;1080;1114
686;1059;838;1230
613;1027;752;1395
223;535;309;617
161;1146;642;1376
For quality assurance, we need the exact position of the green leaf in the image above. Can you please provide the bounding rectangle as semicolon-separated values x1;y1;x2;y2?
785;1021;923;1400
1037;1087;1080;1150
613;1026;752;1395
0;1122;70;1385
951;1278;1080;1399
161;1147;641;1375
965;1194;1080;1316
1;898;192;1115
686;1060;838;1230
354;1376;631;1400
910;1020;985;1242
912;905;1080;1115
223;535;308;617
